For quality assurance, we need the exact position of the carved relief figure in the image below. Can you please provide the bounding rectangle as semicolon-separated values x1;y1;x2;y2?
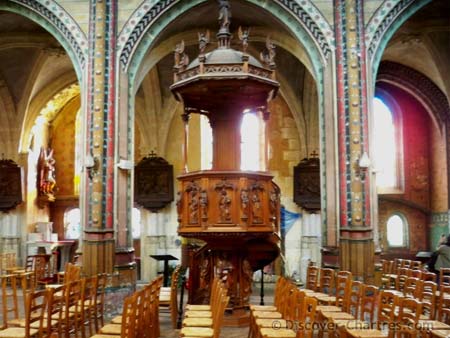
219;189;231;222
198;30;210;55
240;188;249;219
260;37;276;68
199;257;211;290
238;26;250;53
251;191;262;223
199;189;208;220
174;40;189;71
176;191;182;221
189;190;199;224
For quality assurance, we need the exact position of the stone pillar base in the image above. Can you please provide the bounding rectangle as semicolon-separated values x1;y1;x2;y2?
340;238;374;283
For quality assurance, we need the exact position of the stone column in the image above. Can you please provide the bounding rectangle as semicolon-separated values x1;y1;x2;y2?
82;0;117;276
335;0;374;281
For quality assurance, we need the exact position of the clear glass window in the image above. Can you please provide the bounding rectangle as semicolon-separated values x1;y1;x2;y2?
386;214;408;247
64;208;81;239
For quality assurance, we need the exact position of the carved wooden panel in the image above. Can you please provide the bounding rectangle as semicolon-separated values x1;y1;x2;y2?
134;154;174;212
0;159;22;212
294;157;321;211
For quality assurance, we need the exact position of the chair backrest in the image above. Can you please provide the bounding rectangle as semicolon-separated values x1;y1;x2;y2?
393;258;403;273
401;259;412;269
420;280;437;320
360;284;378;324
46;284;66;338
438;284;450;323
395;267;410;291
317;268;334;294
421;271;436;283
1;274;19;328
94;273;107;331
212;292;229;338
63;279;82;337
334;273;352;310
410;269;422;279
300;296;317;338
397;297;422;335
403;277;422;298
440;268;450;286
411;261;422;270
305;266;319;290
347;280;362;316
377;290;397;329
24;288;48;338
120;293;139;338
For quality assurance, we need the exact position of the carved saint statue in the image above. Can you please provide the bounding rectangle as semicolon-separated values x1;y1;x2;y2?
38;147;57;196
217;0;231;31
189;189;199;224
218;189;231;222
260;36;276;68
198;30;210;55
238;26;250;53
241;259;253;303
174;40;189;71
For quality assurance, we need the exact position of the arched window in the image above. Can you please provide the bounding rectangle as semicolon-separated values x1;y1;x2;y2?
373;97;402;192
132;207;141;239
240;111;263;171
386;214;408;248
64;208;81;239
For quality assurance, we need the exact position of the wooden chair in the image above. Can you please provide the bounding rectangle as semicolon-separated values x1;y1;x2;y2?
316;271;352;306
411;260;422;270
396;297;422;338
0;274;20;328
180;291;229;338
305;265;319;291
91;292;138;338
0;288;47;338
419;280;437;320
437;285;450;324
250;276;286;312
259;296;317;338
159;266;180;329
44;284;66;338
394;267;410;292
316;268;335;295
403;277;422;299
62;279;82;338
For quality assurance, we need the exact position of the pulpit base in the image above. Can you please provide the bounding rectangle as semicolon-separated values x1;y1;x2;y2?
222;308;250;327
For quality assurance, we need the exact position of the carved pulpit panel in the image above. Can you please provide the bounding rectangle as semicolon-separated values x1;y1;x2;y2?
0;159;22;212
293;157;321;211
134;154;174;212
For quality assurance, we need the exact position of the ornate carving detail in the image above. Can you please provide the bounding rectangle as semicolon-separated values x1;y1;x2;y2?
214;180;234;223
238;26;250;54
204;65;243;73
134;153;174;212
198;30;210;56
250;182;264;224
11;0;87;68
260;37;276;69
0;159;22;212
37;148;57;204
217;0;231;32
176;191;182;222
247;66;272;78
199;189;208;223
241;259;253;303
240;188;249;221
294;157;321;211
269;185;280;225
174;40;189;73
186;181;200;224
366;0;415;59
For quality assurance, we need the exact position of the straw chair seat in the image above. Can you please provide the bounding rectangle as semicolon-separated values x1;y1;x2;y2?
259;328;296;337
186;304;211;311
252;311;283;319
183;317;213;327
321;311;355;320
0;327;39;338
256;318;290;328
99;323;121;335
250;305;277;311
345;328;387;338
184;310;212;318
110;315;122;324
180;326;214;337
317;305;342;312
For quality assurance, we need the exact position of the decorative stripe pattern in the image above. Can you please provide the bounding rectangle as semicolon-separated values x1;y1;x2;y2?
275;0;333;60
12;0;88;69
118;0;177;70
118;0;334;70
335;0;371;228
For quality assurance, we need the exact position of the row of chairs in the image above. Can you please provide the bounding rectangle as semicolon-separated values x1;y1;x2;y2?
92;275;163;338
179;276;230;338
303;267;450;338
248;276;317;338
0;272;106;338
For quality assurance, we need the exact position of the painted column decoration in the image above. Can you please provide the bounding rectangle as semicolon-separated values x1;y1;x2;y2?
335;0;373;280
83;0;117;275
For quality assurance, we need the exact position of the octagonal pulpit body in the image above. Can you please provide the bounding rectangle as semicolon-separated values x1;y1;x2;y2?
170;0;281;317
